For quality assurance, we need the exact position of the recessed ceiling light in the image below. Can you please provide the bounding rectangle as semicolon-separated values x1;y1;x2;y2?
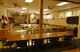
22;7;27;10
25;0;33;3
57;2;68;6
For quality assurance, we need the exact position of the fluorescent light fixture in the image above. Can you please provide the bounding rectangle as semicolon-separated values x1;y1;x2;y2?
22;7;27;10
43;9;49;12
57;2;68;6
25;0;33;3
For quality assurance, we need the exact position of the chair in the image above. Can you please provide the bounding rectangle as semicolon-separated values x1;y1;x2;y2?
2;38;14;52
64;36;73;46
31;39;44;51
14;40;29;52
32;39;44;46
49;37;59;48
73;27;78;37
16;41;27;47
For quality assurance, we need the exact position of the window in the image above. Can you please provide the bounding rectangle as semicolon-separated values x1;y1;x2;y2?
66;11;72;17
73;10;80;16
59;12;65;18
44;14;52;19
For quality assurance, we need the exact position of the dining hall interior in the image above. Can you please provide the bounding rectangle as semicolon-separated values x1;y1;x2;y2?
0;0;80;52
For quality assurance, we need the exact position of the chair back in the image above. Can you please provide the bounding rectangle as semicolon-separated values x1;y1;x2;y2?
15;40;27;47
32;39;44;46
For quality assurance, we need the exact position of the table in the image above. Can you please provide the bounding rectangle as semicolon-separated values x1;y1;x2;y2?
7;31;74;42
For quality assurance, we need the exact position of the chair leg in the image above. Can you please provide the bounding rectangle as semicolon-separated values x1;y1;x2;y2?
2;46;6;52
2;46;4;52
9;46;12;52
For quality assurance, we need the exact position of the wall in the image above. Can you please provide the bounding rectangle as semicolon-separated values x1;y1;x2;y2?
0;4;7;29
44;3;80;25
0;5;7;18
0;4;13;29
0;4;6;48
0;4;13;19
7;11;13;17
52;7;80;26
47;3;80;38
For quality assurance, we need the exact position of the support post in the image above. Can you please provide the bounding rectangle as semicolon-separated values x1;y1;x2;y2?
39;0;43;34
